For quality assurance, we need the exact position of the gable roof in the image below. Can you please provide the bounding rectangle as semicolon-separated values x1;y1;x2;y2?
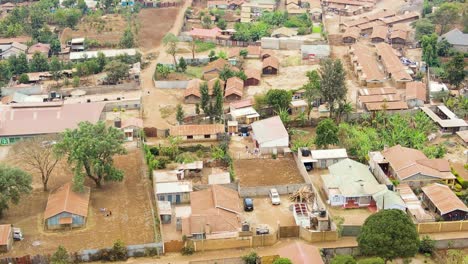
390;29;408;40
28;43;51;54
188;27;221;39
184;79;203;98
121;117;143;128
422;183;468;215
343;27;361;39
364;9;395;21
380;12;419;25
170;124;225;136
365;101;408;111
203;58;230;74
245;68;261;81
0;225;11;246
251;116;288;144
225;76;244;98
375;42;412;81
359;94;400;103
405;82;426;101
230;98;253;109
350;44;385;82
247;45;261;56
262;56;279;70
371;25;388;40
440;28;468;46
44;183;91;219
207;77;225;95
0;36;31;45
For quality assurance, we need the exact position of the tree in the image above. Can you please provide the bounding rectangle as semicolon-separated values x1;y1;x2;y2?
331;255;356;264
303;70;321;119
163;33;179;68
178;57;187;72
445;53;466;88
11;136;60;192
357;209;419;262
357;258;385;264
273;258;293;264
315;118;339;149
240;49;248;58
217;18;227;30
54;121;127;189
18;73;29;84
8;53;29;75
337;101;353;122
105;60;129;84
436;39;452;57
431;3;460;34
96;52;107;72
72;76;80;87
50;38;62;54
319;59;347;119
413;18;435;40
195;103;200;115
265;89;292;112
200;82;210;114
155;64;171;79
0;165;32;217
278;108;291;128
213;79;224;120
30;52;49;72
208;50;217;62
120;27;135;48
202;15;212;28
0;60;12;85
421;34;439;67
176;104;184;124
50;56;62;82
50;246;70;264
419;235;435;255
242;252;259;264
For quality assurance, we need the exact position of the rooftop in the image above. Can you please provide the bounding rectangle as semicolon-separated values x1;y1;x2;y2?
262;56;279;69
365;101;408;111
170;124;225;136
422;183;468;215
44;183;91;220
405;82;426;101
311;149;348;160
358;87;397;95
70;49;137;60
0;224;11;246
420;106;467;128
155;181;193;194
439;28;468;46
251;116;288;144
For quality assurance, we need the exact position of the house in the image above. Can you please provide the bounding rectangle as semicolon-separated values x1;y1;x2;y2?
120;117;143;141
421;184;468;221
246;45;261;59
439;28;468;53
155;181;192;204
0;42;27;59
358;87;397;96
370;26;387;43
28;43;51;58
405;81;426;107
290;100;308;115
358;94;400;109
228;120;239;134
271;27;298;38
397;184;434;222
300;45;330;63
310;148;348;169
372;145;456;188
261;50;274;60
349;44;385;87
358;21;385;34
44;183;91;230
153;170;182;183
363;9;396;21
188;27;222;41
225;76;244;101
420;105;468;134
207;77;225;95
456;130;468;146
0;36;31;52
321;159;405;210
230;106;260;124
0;225;13;253
251;116;288;154
342;27;360;44
262;56;279;75
0;2;15;14
364;101;408;111
379;11;419;26
158;201;172;224
390;24;409;45
244;68;261;86
184;79;203;103
69;48;137;60
375;43;412;88
203;58;233;80
230;98;254;111
0;102;105;145
170;124;225;141
69;38;85;52
277;242;324;264
182;185;242;239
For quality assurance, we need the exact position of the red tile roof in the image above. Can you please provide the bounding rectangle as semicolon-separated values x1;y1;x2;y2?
225;77;244;98
370;25;388;40
170;124;225;136
343;27;361;39
375;43;412;81
44;183;91;220
365;101;408;111
405;82;426;101
350;44;385;82
184;79;203;98
262;56;279;70
230;98;253;109
245;68;261;81
0;224;11;246
247;45;261;56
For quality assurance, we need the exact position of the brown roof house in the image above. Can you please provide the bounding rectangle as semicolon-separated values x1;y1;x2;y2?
0;225;13;253
404;81;426;107
224;76;244;101
376;43;413;88
390;24;410;45
244;68;261;86
348;44;385;87
170;124;225;141
203;58;236;80
342;27;360;44
28;43;51;58
184;79;203;103
182;185;242;239
422;183;468;221
44;183;91;230
370;26;388;43
374;145;456;188
246;45;261;59
262;56;279;75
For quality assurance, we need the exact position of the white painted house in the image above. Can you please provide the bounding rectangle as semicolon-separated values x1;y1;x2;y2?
251;116;289;154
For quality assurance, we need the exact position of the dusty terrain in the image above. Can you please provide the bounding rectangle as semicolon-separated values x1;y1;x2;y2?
137;8;181;52
242;195;296;231
234;158;304;187
0;147;155;256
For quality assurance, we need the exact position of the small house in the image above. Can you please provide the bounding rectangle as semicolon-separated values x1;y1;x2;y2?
370;26;387;43
390;26;409;46
224;76;244;101
420;105;468;134
262;56;279;75
69;38;85;52
120;117;143;141
44;183;91;230
246;45;261;59
422;184;468;221
0;42;27;59
405;81;426;107
155;181;192;204
251;116;288;154
157;200;172;224
310;149;348;169
188;27;221;41
290;100;308;115
170;124;225;141
439;28;468;53
271;27;298;38
203;58;233;80
342;27;360;44
28;43;51;58
244;68;261;86
184;79;203;103
227;120;239;134
0;225;13;253
230;106;259;124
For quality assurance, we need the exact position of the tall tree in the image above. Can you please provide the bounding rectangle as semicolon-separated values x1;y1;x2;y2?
162;33;179;68
54;121;127;189
421;34;439;67
431;3;460;34
96;52;107;72
357;209;419;262
0;60;12;86
30;52;49;72
49;56;62;82
319;59;347;119
50;246;71;264
176;104;184;125
445;53;466;88
178;57;187;72
8;53;29;75
0;165;32;217
303;70;321;120
190;39;197;60
200;82;210;114
265;89;292;112
315;118;339;149
213;79;224;120
120;27;135;48
11;136;60;192
104;60;129;84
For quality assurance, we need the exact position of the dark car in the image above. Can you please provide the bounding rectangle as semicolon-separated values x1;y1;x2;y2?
256;225;269;235
243;198;254;211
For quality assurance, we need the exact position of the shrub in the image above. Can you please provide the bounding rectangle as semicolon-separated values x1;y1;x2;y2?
455;183;462;192
272;258;292;264
109;240;128;261
271;153;277;159
419;235;436;255
149;147;159;156
50;246;70;264
242;252;259;264
144;247;159;257
181;246;194;255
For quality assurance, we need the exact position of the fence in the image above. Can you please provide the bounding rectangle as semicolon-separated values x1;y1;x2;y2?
190;257;244;264
292;153;327;210
193;182;239;192
417;220;468;234
279;225;300;238
238;183;310;197
103;99;141;112
153;80;189;89
0;255;49;264
163;240;184;253
261;37;327;50
80;242;164;261
299;227;338;242
143;127;169;138
189;232;278;252
342;225;361;237
59;82;139;95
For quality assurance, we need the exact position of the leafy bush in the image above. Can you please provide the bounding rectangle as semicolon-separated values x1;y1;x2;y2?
242;252;260;264
144;247;159;257
272;258;292;264
419;236;436;255
149;147;159;156
109;240;128;261
181;246;194;255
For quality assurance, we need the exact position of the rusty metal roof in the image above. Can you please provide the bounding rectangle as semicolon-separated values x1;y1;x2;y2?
44;183;91;220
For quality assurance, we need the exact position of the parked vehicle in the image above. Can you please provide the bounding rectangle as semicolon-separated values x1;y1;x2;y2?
269;188;281;205
243;198;254;211
256;224;269;235
13;228;23;241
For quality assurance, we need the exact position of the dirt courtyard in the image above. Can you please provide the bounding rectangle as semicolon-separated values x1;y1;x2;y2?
137;8;181;52
242;196;296;232
0;147;155;256
234;158;305;187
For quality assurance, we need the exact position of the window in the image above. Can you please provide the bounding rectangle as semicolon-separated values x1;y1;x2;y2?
204;134;211;139
187;135;193;139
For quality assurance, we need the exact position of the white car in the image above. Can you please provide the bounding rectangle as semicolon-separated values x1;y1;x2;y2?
269;188;281;205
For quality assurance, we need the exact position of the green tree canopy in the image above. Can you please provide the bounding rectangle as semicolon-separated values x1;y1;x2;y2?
265;89;292;112
18;73;29;84
319;58;347;118
303;70;321;119
0;165;32;217
163;33;179;67
50;246;70;264
430;3;460;34
104;60;129;84
445;53;466;88
120;27;135;48
272;257;293;264
8;53;29;75
176;104;184;125
421;34;439;67
30;52;50;72
54;121;127;189
357;209;419;262
315;118;339;149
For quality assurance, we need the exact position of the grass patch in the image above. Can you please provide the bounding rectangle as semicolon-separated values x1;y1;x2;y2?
159;105;176;119
195;40;216;52
281;55;301;67
186;66;203;78
312;25;322;33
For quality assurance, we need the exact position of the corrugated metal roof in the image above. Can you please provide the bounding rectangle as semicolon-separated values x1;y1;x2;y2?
422;183;468;215
170;124;225;136
0;224;11;246
251;116;288;144
44;183;91;220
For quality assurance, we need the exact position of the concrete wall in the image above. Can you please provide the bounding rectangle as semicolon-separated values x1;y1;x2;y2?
299;227;338;242
238;183;309;197
154;80;189;89
193;182;239;192
190;233;278;252
2;85;42;96
342;225;361;237
417;221;468;234
80;242;164;261
103;99;141;112
60;82;139;95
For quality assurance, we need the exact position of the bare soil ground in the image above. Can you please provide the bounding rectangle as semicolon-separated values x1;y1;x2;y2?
137;8;181;52
242;195;296;231
234;158;304;187
61;14;127;46
0;147;155;256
